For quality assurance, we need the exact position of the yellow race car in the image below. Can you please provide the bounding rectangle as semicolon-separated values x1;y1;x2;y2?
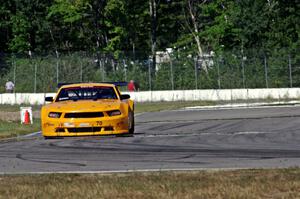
41;82;134;138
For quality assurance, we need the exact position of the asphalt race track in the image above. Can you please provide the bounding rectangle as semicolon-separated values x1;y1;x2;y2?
1;105;300;174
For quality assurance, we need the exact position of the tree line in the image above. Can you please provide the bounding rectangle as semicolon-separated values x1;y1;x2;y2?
0;0;299;91
1;1;299;54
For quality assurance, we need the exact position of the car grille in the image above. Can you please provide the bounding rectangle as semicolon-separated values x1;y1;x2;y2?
67;127;102;133
64;112;104;118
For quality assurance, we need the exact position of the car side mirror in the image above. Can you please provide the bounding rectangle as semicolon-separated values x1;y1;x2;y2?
45;97;54;102
120;94;130;100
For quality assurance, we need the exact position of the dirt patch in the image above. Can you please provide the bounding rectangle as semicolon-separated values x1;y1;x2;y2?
0;111;40;122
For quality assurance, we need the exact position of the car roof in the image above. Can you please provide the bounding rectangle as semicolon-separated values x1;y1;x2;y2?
60;83;115;89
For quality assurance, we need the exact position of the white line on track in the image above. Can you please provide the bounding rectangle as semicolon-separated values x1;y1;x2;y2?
134;131;273;138
21;131;41;138
232;131;274;135
135;113;145;117
183;102;300;111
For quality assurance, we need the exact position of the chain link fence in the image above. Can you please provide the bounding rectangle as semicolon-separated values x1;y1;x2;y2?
0;49;299;93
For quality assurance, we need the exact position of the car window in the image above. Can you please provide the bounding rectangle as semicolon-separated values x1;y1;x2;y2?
56;86;117;102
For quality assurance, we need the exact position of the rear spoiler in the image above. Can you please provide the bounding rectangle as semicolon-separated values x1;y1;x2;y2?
104;82;128;87
57;82;128;88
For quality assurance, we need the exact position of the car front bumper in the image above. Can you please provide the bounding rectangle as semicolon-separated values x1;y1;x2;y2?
41;115;129;137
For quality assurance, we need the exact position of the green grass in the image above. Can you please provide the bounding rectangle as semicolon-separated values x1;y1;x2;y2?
0;104;42;112
134;98;300;113
0;169;299;199
135;101;216;113
0;119;41;139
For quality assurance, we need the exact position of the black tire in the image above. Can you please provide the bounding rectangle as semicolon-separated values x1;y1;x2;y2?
44;136;60;139
117;109;134;137
128;111;135;134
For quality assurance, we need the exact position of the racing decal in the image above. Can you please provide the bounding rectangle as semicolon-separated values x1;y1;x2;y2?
96;121;103;126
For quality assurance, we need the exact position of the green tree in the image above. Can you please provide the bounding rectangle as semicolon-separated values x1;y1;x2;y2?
8;0;53;52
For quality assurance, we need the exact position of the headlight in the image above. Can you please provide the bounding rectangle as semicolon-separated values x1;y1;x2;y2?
107;110;121;116
48;112;62;118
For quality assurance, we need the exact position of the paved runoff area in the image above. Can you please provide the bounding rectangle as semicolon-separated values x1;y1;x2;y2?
1;105;300;174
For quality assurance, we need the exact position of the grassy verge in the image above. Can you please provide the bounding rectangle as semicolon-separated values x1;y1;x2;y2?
0;119;41;139
0;169;299;198
135;101;216;113
0;104;42;112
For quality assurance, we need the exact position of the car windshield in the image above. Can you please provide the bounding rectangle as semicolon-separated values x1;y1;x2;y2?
56;86;118;102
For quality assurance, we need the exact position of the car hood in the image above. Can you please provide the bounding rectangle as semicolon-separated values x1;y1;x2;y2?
43;99;121;112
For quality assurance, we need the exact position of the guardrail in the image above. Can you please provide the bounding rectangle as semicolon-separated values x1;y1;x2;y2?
0;88;299;105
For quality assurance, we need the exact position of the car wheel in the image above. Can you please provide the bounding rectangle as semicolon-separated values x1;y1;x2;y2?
128;111;135;134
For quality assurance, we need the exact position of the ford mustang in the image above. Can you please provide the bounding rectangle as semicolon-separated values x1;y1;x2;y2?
41;82;134;138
